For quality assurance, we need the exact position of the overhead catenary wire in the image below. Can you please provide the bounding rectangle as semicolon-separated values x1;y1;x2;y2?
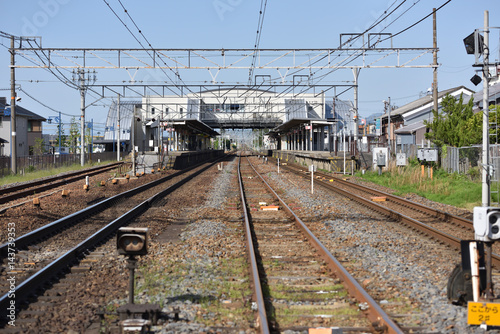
102;0;203;100
248;0;268;85
294;0;451;98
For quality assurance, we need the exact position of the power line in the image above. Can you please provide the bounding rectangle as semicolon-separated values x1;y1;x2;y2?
102;0;194;98
248;0;268;85
18;87;78;117
381;0;452;42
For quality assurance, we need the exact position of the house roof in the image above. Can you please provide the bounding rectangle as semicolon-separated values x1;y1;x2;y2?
473;79;500;104
380;86;475;120
394;120;426;134
0;101;47;121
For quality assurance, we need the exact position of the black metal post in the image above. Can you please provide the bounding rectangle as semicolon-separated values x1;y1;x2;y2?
127;255;138;304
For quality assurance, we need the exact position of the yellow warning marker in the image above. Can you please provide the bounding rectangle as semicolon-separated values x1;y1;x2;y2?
329;179;334;182
112;179;118;185
61;189;69;197
371;196;386;202
259;202;267;206
261;206;279;211
308;328;337;334
33;198;40;207
100;181;106;186
83;184;89;191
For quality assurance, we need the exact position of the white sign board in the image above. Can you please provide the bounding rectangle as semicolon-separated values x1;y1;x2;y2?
372;147;389;171
396;153;407;166
417;148;438;162
308;165;317;172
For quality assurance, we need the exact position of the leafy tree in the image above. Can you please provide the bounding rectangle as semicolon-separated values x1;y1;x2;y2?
69;117;80;153
424;93;479;147
33;138;45;155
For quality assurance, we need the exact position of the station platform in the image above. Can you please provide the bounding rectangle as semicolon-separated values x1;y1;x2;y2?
126;150;224;173
260;150;373;174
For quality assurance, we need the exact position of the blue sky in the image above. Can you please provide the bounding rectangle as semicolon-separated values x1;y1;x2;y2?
0;0;499;135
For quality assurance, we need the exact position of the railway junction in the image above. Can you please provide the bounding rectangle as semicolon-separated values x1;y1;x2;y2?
0;149;497;333
2;5;500;333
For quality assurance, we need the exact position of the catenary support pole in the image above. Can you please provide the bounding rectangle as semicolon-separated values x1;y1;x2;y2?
432;8;439;115
79;69;86;167
10;36;17;174
117;94;120;161
482;10;490;207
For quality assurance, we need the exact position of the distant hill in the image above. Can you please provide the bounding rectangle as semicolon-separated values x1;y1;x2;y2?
363;113;383;125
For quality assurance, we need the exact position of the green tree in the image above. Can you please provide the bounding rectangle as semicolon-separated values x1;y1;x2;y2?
424;93;479;147
69;117;80;153
33;138;45;155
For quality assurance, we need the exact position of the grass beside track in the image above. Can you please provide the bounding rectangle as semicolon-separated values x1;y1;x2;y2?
357;163;481;211
0;161;114;187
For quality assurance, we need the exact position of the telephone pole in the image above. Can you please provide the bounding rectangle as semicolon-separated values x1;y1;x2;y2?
78;69;86;167
432;8;439;114
10;36;17;174
482;10;490;207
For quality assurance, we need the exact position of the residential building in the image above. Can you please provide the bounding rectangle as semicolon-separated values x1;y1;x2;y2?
0;97;46;156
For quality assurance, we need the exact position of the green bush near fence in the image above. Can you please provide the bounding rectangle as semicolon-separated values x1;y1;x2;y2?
0;162;108;187
358;164;482;210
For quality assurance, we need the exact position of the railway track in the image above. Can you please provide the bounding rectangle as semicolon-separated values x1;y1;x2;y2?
238;155;403;333
0;158;223;324
0;162;126;207
274;159;500;268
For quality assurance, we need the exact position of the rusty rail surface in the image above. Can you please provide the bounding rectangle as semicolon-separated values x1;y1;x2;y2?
0;162;125;205
0;157;223;319
278;162;500;268
237;155;270;334
243;156;404;334
0;159;217;259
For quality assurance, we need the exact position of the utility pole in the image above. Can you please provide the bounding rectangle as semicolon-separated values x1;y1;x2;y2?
117;94;120;161
132;106;136;176
482;10;490;208
10;36;17;174
352;68;360;156
432;8;439;114
384;98;392;153
78;69;86;167
58;111;62;154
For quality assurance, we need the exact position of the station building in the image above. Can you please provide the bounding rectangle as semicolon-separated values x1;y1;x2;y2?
101;88;344;154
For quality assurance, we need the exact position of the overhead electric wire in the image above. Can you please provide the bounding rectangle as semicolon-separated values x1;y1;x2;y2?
294;0;448;98
248;0;268;85
268;0;407;86
103;0;201;99
380;0;452;42
18;87;77;116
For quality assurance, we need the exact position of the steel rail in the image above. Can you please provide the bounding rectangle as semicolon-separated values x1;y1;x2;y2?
0;159;214;258
311;167;472;229
0;158;221;316
0;162;124;205
237;155;270;334
280;164;500;268
246;157;404;334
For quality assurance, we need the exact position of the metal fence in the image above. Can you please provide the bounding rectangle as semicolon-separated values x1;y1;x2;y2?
441;146;481;174
0;152;118;177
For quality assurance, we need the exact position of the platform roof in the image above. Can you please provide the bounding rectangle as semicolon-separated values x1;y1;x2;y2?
272;118;334;134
